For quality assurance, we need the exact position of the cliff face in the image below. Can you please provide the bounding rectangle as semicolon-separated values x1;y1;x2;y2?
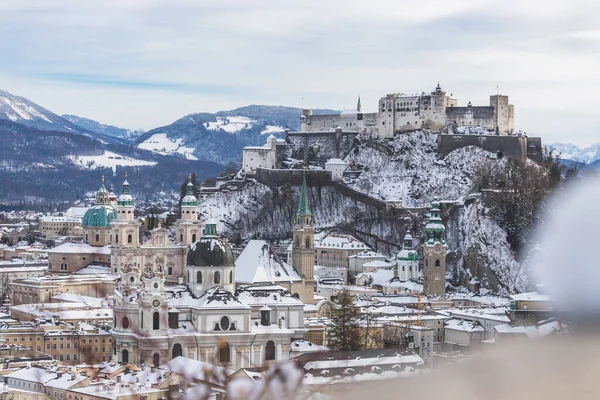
201;131;529;294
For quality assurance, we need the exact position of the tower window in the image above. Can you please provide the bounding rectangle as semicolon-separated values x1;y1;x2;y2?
265;340;276;361
220;316;230;330
153;353;160;366
295;237;300;248
172;344;182;359
95;234;100;242
214;271;220;284
435;260;441;268
116;234;119;243
305;237;311;248
153;312;160;330
197;271;202;284
127;234;132;244
122;316;129;329
219;342;230;364
192;234;196;242
122;349;129;363
229;270;233;283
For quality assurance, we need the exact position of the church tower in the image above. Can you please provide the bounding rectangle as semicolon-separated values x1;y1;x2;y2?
292;172;315;304
111;173;142;274
423;198;448;298
176;174;203;246
82;176;117;247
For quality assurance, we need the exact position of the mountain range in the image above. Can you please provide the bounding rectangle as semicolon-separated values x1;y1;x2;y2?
548;142;600;165
0;89;337;205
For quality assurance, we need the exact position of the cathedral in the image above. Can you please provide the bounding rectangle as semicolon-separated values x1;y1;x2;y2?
110;174;309;369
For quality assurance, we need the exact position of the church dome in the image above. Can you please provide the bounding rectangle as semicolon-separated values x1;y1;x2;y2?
186;219;234;267
187;237;234;267
82;204;118;227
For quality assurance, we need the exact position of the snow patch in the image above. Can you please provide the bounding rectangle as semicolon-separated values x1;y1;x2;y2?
68;150;157;174
204;116;256;134
137;133;198;160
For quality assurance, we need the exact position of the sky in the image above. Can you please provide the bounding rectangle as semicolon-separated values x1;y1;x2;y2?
0;0;599;145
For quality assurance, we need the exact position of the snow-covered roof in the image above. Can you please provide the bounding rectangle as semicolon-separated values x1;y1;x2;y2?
315;233;369;250
40;216;81;223
160;356;232;385
325;158;346;165
494;321;566;338
46;243;110;255
362;260;394;268
66;207;90;218
445;319;485;333
510;292;551;302
193;286;250;310
235;240;302;284
75;264;111;275
44;372;88;389
348;251;384;259
236;285;304;307
290;340;328;353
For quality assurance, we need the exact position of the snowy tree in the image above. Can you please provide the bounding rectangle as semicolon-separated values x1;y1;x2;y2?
327;290;361;351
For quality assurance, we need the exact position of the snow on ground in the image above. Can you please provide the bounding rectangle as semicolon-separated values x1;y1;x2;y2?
137;133;198;160
261;125;285;135
345;131;499;205
68;150;157;173
204;116;256;134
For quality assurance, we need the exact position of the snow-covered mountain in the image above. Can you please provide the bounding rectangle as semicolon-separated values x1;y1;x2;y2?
135;105;337;164
549;142;600;164
62;114;145;140
0;89;86;133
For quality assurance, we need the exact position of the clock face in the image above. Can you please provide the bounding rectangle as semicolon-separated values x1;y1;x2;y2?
152;299;160;308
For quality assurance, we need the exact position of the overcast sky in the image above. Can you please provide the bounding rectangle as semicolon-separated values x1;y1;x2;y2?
1;0;599;145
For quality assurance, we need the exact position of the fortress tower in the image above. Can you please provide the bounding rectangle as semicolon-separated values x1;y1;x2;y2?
423;198;448;298
292;172;315;304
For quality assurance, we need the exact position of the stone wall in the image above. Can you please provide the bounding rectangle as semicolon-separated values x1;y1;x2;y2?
446;106;495;130
286;130;358;165
254;168;333;187
437;134;529;161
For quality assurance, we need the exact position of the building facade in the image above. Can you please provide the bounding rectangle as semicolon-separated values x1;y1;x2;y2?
422;198;448;298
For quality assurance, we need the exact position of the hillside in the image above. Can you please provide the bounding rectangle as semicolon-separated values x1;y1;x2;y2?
62;114;144;140
200;132;529;294
135;106;337;164
0;119;223;206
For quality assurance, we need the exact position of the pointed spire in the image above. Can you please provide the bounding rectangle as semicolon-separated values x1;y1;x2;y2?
357;95;362;112
117;172;134;206
182;173;199;207
296;170;312;217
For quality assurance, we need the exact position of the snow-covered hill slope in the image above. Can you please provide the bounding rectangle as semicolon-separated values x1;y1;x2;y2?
346;131;499;205
67;150;157;173
137;133;197;160
201;132;526;293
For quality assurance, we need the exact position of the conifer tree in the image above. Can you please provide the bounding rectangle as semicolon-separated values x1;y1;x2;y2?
327;289;361;352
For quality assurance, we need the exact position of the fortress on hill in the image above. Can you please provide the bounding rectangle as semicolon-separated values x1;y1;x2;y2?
301;83;515;137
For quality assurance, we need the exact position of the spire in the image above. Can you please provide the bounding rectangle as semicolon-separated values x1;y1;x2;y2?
296;171;312;218
203;216;218;237
122;172;130;195
425;197;445;245
357;95;362;112
98;175;108;193
182;173;199;207
117;172;134;207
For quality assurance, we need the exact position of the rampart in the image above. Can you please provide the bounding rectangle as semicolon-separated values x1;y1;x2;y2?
437;134;530;161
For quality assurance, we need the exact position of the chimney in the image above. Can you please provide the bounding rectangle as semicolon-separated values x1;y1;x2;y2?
116;375;121;383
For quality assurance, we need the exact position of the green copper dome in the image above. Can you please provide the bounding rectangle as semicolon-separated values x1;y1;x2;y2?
397;234;419;261
425;197;446;245
82;205;118;227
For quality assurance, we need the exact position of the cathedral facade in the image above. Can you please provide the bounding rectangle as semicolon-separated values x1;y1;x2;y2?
110;175;307;369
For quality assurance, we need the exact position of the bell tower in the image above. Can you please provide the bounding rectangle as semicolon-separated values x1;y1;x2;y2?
111;173;142;274
292;172;315;304
176;174;203;246
423;198;448;298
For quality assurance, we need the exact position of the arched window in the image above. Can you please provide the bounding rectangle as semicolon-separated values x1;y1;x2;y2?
153;312;160;330
122;316;129;329
153;353;160;366
219;342;230;364
85;234;88;242
115;234;119;243
214;271;220;284
295;237;299;248
435;259;440;268
196;271;202;284
122;349;129;363
305;237;310;248
172;344;182;359
229;271;233;283
127;234;132;244
192;234;196;242
265;341;276;361
180;234;183;242
95;234;100;242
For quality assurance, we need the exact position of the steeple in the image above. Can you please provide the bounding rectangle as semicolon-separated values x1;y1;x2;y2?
182;173;199;207
295;171;312;224
357;95;362;112
203;213;218;237
117;172;134;207
425;197;445;245
96;175;110;205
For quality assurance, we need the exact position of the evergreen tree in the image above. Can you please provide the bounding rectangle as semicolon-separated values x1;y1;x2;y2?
327;290;361;352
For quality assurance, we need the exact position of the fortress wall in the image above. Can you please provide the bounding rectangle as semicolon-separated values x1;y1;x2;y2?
286;131;358;165
301;114;342;131
437;134;528;161
254;168;333;187
446;106;496;130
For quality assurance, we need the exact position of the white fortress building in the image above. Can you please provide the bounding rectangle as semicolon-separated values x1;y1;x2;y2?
242;134;286;173
301;83;515;138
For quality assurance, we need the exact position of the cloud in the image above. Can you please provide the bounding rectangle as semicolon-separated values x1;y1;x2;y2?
0;0;598;144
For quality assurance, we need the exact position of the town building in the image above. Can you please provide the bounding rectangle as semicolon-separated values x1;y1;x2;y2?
348;250;386;278
507;291;554;326
324;158;347;181
443;319;485;351
422;198;448;298
38;216;82;237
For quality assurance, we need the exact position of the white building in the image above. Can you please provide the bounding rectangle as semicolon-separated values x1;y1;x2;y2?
396;234;419;281
324;158;347;181
242;134;285;173
444;319;485;350
348;250;386;277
